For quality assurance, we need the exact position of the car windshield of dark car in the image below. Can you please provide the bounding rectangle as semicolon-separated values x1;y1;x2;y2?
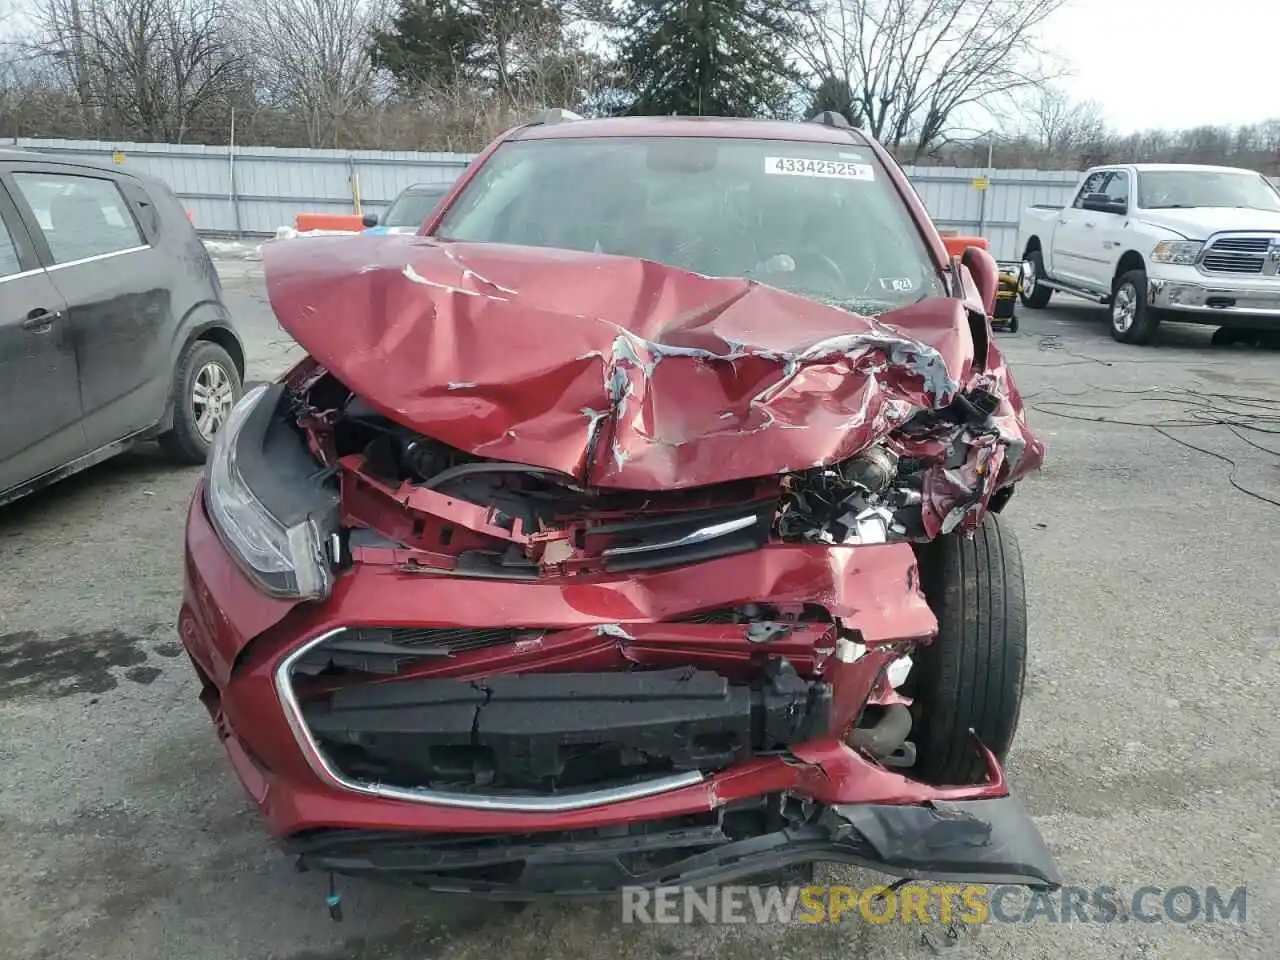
433;136;944;312
385;187;448;227
1137;171;1280;211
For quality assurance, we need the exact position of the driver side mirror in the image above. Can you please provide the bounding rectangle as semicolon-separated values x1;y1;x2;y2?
361;212;379;228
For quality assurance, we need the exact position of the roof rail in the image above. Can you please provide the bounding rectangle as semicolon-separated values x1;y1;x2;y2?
805;110;852;129
527;108;584;127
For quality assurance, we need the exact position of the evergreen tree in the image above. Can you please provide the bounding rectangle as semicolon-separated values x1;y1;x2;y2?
371;0;565;94
371;0;488;90
808;75;862;127
617;0;807;118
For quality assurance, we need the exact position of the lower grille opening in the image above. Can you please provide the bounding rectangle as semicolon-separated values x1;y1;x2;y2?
281;796;838;891
297;661;832;796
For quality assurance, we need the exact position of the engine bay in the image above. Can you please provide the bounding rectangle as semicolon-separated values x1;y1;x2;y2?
279;361;1011;581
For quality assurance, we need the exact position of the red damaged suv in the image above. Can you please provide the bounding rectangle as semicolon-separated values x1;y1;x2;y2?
179;111;1059;898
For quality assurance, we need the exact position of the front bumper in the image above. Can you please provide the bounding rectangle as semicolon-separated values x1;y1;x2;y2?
179;482;1059;893
1148;276;1280;324
283;795;1060;898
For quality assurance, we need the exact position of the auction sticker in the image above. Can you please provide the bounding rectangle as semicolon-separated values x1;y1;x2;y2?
764;156;875;181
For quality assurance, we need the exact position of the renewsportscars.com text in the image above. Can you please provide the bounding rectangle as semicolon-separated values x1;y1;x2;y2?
620;884;1248;926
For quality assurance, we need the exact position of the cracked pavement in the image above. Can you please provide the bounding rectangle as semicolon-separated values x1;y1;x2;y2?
1;258;1277;960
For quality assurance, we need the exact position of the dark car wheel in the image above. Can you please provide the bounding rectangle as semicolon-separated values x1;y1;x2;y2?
159;340;243;464
1018;251;1052;309
1109;269;1160;344
906;513;1027;785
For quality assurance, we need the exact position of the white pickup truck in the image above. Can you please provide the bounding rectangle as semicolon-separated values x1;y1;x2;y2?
1015;163;1280;344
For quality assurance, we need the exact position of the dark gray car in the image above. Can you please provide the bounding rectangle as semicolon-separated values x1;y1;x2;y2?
0;149;245;507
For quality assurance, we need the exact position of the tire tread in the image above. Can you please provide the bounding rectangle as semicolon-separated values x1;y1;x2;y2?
911;514;1027;784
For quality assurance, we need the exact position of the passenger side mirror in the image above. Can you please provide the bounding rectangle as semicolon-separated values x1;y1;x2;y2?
361;213;379;228
959;245;999;316
1080;193;1126;215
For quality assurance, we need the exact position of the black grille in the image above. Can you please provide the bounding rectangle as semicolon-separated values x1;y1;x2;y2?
381;626;538;653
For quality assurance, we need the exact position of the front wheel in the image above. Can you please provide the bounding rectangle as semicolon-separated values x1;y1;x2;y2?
158;341;243;464
1018;251;1053;308
1110;269;1160;344
906;514;1028;785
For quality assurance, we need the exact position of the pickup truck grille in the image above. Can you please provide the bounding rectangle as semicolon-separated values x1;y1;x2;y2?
1199;233;1280;276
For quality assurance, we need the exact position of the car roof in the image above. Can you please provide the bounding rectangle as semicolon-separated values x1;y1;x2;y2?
0;147;147;179
1123;163;1265;175
509;115;871;146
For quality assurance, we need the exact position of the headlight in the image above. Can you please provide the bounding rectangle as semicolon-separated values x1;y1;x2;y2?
204;384;334;599
1151;240;1203;265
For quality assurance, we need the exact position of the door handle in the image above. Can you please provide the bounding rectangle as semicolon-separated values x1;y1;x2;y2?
1084;222;1096;229
1057;218;1067;225
20;308;62;332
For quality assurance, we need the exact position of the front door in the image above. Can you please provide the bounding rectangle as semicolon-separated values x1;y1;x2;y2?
1051;170;1112;286
7;168;169;450
1082;170;1132;291
0;188;83;498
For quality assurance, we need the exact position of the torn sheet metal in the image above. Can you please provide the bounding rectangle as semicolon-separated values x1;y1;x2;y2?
264;235;1043;531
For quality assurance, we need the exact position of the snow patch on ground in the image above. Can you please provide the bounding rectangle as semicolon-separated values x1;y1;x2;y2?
203;226;363;261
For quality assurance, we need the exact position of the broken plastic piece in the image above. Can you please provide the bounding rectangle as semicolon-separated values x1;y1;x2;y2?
326;873;343;922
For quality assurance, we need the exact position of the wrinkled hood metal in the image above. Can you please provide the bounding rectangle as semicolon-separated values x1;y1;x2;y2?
264;234;1042;494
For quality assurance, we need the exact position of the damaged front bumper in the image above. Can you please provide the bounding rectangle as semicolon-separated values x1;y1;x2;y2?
283;794;1060;898
180;483;1060;897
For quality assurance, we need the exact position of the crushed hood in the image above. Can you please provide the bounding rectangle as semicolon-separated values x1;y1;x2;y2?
264;234;1041;493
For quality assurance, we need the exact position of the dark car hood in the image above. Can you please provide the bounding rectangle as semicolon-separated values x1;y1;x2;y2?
264;234;1037;491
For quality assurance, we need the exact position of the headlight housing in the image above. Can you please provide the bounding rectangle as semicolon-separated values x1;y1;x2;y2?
1151;240;1203;265
204;384;335;599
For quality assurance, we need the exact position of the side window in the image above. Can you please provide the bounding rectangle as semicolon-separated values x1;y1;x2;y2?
1102;171;1129;209
0;217;21;278
11;172;146;264
1072;171;1110;208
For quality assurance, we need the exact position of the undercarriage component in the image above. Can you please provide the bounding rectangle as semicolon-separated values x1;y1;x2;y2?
848;703;912;757
302;662;831;793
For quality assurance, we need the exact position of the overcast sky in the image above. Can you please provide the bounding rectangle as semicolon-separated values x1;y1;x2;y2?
2;0;1275;136
1042;0;1278;132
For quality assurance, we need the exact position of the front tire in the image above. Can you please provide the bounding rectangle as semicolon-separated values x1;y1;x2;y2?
907;514;1028;785
1019;251;1053;308
158;341;243;464
1109;269;1160;344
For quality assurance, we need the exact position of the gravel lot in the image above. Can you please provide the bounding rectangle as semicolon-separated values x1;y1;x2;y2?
2;257;1277;960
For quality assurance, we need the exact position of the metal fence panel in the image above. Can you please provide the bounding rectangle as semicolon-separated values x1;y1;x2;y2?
8;136;1086;259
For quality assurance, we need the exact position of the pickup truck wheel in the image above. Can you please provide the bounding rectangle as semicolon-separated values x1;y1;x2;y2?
906;513;1027;785
1019;251;1052;308
158;341;243;465
1110;269;1160;344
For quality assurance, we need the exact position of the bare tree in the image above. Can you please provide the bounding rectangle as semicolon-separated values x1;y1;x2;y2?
247;0;381;148
794;0;1068;159
1024;84;1106;166
31;0;243;141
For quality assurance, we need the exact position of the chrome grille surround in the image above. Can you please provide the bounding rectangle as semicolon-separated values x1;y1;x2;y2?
1197;232;1280;277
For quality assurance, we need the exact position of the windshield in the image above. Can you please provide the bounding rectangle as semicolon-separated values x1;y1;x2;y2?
434;136;944;312
384;185;449;227
1136;170;1280;211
